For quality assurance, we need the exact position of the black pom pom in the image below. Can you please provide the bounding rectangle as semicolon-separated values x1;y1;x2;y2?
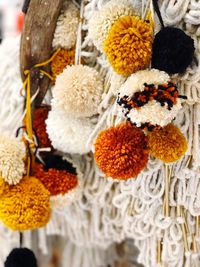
152;27;195;74
5;248;38;267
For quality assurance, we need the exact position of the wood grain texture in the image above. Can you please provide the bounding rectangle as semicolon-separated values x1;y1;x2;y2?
20;0;64;106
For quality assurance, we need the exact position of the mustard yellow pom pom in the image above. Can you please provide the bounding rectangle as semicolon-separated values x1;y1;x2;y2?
147;124;188;163
0;176;51;231
104;16;153;76
51;48;75;80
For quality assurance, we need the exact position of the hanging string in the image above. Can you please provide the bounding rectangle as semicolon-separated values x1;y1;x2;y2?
21;48;61;176
152;0;165;28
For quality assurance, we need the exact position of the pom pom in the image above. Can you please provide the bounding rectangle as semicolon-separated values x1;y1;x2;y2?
5;248;37;267
88;0;137;52
117;69;184;127
94;122;148;180
52;2;79;49
104;16;153;76
46;107;94;154
0;176;51;231
152;27;195;74
147;124;188;163
51;48;75;80
33;107;52;148
34;155;78;196
0;135;25;185
52;65;103;118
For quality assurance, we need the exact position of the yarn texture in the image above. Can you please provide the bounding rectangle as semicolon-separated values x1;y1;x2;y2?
0;176;51;231
0;135;25;185
33;107;51;148
46;107;94;154
34;155;78;196
52;65;103;118
52;2;79;49
5;248;38;267
147;124;188;163
94;123;148;179
104;15;153;76
51;48;75;80
118;69;183;127
88;0;137;52
152;27;195;74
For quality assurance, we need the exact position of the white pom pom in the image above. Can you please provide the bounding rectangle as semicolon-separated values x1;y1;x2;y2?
46;107;95;154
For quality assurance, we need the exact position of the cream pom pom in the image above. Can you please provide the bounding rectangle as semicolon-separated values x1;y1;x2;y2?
46;107;95;154
52;65;103;118
119;69;170;97
0;135;25;185
117;69;185;127
52;2;79;49
88;0;138;52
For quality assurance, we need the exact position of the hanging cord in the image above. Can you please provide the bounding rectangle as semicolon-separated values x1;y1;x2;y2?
152;0;165;28
21;48;60;176
20;232;23;248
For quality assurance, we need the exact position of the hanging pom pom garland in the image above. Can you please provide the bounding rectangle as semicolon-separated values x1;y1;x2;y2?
151;0;195;74
46;107;94;154
88;0;138;52
0;176;51;231
0;135;25;185
5;248;38;267
117;69;186;128
94;122;148;180
33;106;52;149
52;65;103;118
50;48;75;80
147;123;188;163
103;15;153;76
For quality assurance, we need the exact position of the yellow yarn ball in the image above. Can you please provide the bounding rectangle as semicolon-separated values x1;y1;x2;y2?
104;16;153;76
147;124;188;163
0;176;51;231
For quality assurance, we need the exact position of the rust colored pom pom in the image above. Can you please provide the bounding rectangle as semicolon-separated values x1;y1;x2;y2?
34;155;78;196
94;122;148;179
33;107;52;148
104;16;153;76
51;48;75;80
147;124;188;163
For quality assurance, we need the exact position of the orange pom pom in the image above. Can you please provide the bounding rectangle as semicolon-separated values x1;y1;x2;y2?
51;48;75;80
33;107;52;148
34;162;78;196
147;124;188;163
94;122;148;179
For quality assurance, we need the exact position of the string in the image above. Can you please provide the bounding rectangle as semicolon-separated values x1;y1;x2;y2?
22;48;60;176
152;0;165;28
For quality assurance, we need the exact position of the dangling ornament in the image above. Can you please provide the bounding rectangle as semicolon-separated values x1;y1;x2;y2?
0;134;25;185
0;176;51;231
117;69;186;128
103;15;153;76
5;248;38;267
94;122;148;180
151;0;195;74
46;107;95;155
52;65;103;118
147;123;188;163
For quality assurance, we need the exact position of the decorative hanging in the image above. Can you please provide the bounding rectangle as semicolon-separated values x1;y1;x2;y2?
94;122;148;179
5;248;38;267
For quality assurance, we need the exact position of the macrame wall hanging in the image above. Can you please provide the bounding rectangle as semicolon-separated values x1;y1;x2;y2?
0;0;199;266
